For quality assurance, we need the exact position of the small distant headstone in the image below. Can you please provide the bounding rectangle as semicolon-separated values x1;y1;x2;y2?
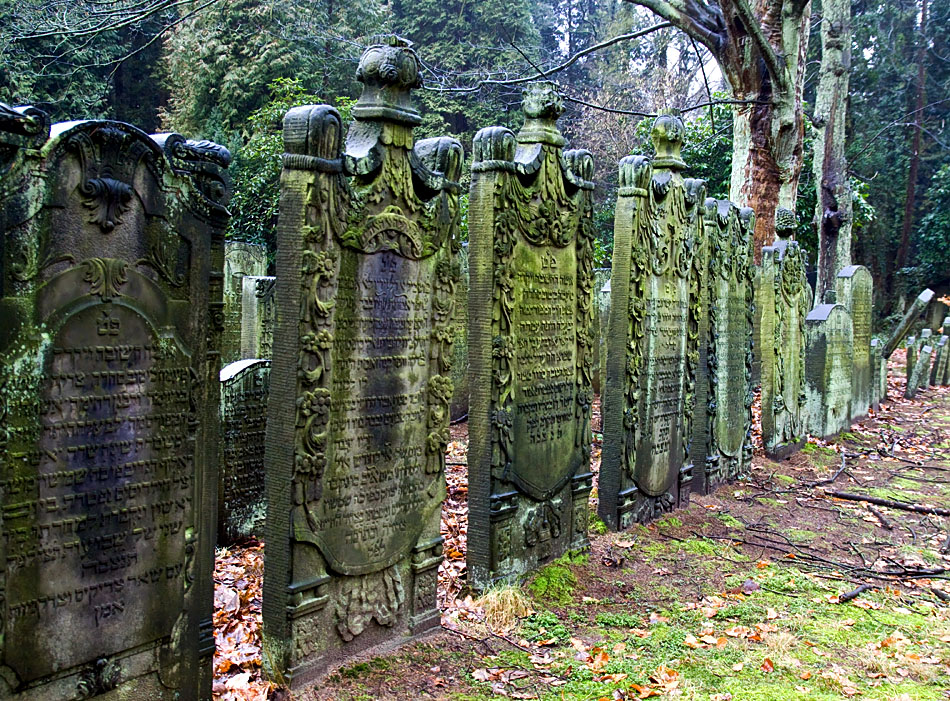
219;359;270;542
759;208;811;458
931;337;948;386
928;300;948;333
0;105;230;698
262;36;463;684
804;303;853;439
468;81;595;586
592;269;612;396
906;345;933;399
222;242;267;362
600;111;706;529
697;199;754;493
836;266;873;419
906;336;917;380
240;275;276;359
870;338;883;411
882;289;935;358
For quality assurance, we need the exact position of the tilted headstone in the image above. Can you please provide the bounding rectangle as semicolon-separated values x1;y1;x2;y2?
870;338;883;411
261;36;463;684
449;244;469;421
836;266;873;419
600;112;706;529
906;336;917;379
0;105;230;698
697;199;754;493
240;275;276;359
931;336;948;386
804;297;854;438
906;345;933;399
222;242;267;363
882;288;934;358
468;82;594;586
759;208;811;457
219;359;270;542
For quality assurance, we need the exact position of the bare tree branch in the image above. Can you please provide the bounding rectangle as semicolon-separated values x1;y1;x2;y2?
720;0;788;90
625;0;726;56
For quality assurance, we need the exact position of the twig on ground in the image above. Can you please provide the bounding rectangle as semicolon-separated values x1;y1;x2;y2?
868;506;894;530
838;583;874;603
825;490;950;516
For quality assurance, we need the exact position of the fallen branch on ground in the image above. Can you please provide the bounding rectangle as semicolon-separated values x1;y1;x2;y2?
825;490;950;517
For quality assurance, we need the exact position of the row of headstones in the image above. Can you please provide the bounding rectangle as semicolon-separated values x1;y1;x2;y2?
904;316;950;398
0;34;889;699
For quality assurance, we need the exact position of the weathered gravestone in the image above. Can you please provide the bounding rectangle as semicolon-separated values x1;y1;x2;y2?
599;112;706;529
919;330;934;387
449;244;469;422
804;293;854;438
759;208;811;458
931;336;948;386
592;269;612;396
467;82;594;586
883;288;934;357
262;36;463;685
836;266;873;419
941;320;950;385
240;275;276;359
906;336;917;379
751;263;763;386
870;338;883;411
0;105;230;698
222;242;267;363
906;344;933;399
697;199;754;494
219;359;270;542
928;300;948;333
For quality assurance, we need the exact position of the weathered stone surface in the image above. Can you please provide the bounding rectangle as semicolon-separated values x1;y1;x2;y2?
870;338;883;411
600;112;706;529
467;81;594;586
751;264;763;386
697;199;754;493
240;275;276;359
222;242;267;363
931;336;948;386
906;344;933;398
836;265;873;419
906;336;917;380
219;359;270;542
0;106;230;698
928;300;948;333
759;209;811;458
262;36;462;684
919;330;934;387
883;288;934;357
449;244;469;421
941;322;950;386
804;303;854;438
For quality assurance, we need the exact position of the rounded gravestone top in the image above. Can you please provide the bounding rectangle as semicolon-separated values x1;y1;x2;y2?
651;110;686;170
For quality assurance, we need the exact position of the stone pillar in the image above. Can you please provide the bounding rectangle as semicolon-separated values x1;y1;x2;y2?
0;103;230;699
467;82;594;587
262;36;463;685
599;111;706;529
906;345;934;398
240;275;276;359
931;336;948;386
222;241;267;363
906;336;917;380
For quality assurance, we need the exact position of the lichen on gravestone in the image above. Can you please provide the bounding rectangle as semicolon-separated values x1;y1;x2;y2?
599;110;707;530
0;104;231;699
467;81;595;588
804;302;854;438
836;266;873;419
261;35;463;685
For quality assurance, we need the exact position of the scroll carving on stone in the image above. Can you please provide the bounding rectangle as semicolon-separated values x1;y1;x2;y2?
599;111;705;530
467;81;594;589
262;35;462;686
760;209;811;458
0;111;230;699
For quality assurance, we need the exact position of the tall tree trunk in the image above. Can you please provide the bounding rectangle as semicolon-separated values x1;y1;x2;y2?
814;0;853;300
895;0;928;275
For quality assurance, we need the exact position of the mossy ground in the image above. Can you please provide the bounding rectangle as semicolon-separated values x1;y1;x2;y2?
291;357;950;701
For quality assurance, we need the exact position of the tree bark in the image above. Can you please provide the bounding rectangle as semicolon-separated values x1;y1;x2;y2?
628;0;811;261
895;0;928;274
814;0;853;300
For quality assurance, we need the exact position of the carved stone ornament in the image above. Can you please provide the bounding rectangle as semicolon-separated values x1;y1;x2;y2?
467;81;595;589
598;110;706;530
262;34;462;686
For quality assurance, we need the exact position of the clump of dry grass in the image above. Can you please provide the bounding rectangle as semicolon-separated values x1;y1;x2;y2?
475;586;533;633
